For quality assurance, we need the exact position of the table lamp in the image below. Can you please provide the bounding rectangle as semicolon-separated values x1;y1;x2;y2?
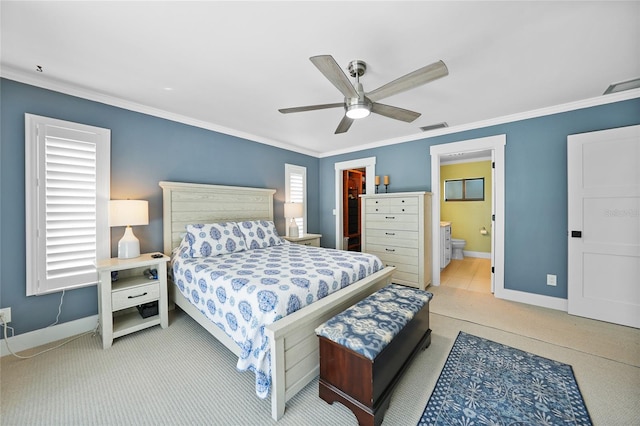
109;200;149;259
284;202;303;238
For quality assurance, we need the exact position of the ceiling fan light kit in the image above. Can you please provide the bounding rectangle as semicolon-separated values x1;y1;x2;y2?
345;98;371;119
279;55;449;134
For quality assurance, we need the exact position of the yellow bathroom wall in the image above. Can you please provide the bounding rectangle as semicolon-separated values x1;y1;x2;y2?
441;160;492;254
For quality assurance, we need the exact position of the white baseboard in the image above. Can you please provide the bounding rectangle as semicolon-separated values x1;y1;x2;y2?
463;251;491;259
1;315;98;357
495;287;567;311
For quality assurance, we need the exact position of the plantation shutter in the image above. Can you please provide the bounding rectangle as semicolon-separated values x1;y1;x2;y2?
285;164;307;236
25;114;110;296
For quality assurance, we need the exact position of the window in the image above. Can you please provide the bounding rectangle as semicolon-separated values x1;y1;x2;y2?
25;114;110;296
285;164;306;236
445;178;484;201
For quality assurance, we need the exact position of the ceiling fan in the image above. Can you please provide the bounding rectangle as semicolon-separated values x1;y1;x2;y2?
279;55;449;134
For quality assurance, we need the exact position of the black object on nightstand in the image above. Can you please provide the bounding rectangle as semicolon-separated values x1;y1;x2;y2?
137;301;159;318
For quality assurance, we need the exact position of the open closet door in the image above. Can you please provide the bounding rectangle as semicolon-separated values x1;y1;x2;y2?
567;125;640;328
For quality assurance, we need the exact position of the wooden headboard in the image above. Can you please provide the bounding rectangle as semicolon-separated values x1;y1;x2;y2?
159;181;276;255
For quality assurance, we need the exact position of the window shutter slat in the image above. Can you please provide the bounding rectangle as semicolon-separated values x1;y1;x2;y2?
43;134;98;283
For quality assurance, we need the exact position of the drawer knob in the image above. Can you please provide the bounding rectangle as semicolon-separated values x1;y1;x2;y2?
127;292;148;299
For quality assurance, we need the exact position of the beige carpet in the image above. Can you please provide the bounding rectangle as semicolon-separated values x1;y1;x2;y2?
1;286;639;425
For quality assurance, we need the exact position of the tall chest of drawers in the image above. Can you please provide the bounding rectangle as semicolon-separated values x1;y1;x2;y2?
361;192;432;290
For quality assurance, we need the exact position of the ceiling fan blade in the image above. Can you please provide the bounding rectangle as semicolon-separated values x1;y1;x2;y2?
371;103;421;122
310;55;359;99
335;115;354;134
279;103;343;114
367;60;448;102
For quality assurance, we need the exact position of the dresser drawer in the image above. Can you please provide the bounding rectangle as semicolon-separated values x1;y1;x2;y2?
364;213;418;231
367;244;419;266
112;282;159;311
366;229;419;248
387;197;418;214
389;204;419;214
373;252;419;274
367;243;418;258
365;196;418;214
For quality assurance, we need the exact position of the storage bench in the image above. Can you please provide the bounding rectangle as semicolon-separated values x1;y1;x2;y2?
315;284;433;426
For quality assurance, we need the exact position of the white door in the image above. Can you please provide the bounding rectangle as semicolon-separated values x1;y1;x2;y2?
567;125;640;328
490;150;496;293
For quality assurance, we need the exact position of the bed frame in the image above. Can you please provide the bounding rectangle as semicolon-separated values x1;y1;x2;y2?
159;181;395;421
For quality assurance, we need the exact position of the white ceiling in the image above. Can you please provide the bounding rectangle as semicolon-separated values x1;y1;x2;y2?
2;1;639;157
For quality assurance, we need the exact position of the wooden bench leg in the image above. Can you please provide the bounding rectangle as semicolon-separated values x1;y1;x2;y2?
320;380;380;426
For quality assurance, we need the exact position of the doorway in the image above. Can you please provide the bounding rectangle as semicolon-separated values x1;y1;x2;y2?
430;135;505;296
439;153;493;293
343;168;365;251
334;157;377;250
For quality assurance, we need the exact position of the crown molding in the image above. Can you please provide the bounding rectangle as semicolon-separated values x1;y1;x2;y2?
0;65;320;157
319;88;640;158
3;65;638;159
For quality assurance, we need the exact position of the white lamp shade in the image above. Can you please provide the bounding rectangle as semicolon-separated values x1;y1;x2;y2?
109;200;149;227
109;200;148;259
284;202;303;219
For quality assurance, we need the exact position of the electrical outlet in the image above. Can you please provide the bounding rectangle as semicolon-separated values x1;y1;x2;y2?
0;307;11;324
546;274;557;286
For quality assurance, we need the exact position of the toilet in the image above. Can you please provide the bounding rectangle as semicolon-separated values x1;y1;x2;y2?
451;238;466;260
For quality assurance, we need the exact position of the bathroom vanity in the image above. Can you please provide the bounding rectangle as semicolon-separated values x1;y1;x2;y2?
440;222;451;269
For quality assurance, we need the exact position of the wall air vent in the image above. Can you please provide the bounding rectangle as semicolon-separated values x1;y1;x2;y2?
420;122;448;132
603;77;640;95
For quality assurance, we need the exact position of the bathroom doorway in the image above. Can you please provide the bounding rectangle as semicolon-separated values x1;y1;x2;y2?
430;135;505;296
440;154;493;293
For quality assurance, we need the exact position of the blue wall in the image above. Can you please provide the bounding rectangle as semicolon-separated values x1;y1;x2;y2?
2;77;639;337
0;78;319;336
319;98;640;299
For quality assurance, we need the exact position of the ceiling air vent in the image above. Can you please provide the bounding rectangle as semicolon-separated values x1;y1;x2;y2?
603;77;640;95
420;122;448;132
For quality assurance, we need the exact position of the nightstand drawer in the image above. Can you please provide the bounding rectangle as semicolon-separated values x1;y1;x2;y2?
112;282;159;311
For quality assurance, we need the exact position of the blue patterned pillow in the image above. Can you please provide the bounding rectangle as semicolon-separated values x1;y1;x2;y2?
238;220;284;249
175;238;192;259
183;222;247;257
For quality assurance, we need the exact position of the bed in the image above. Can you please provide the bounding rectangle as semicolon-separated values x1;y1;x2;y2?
159;181;395;421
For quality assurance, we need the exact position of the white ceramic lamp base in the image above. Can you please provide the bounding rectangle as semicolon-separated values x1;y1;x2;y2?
288;218;299;238
117;226;141;259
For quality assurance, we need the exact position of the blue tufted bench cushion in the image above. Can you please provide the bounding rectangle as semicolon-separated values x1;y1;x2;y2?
315;284;433;361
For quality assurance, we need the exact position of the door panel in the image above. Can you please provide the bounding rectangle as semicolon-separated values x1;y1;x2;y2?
567;125;640;328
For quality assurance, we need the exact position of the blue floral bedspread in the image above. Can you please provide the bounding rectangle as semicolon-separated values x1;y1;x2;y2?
171;243;383;399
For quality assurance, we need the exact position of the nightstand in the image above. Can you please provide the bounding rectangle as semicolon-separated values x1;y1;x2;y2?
283;233;322;247
96;253;169;349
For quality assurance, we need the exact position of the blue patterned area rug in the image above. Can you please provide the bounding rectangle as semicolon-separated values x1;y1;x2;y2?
418;332;592;425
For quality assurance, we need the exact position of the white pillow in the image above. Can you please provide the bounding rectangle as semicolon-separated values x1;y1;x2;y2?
237;220;284;249
183;222;247;257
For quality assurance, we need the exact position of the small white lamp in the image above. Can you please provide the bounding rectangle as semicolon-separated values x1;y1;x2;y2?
284;202;303;238
109;200;149;259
